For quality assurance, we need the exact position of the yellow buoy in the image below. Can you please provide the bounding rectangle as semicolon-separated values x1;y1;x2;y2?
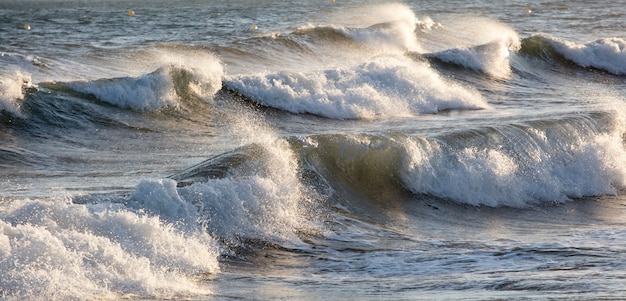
331;0;335;3
23;24;30;30
128;10;135;16
525;7;532;14
250;24;258;30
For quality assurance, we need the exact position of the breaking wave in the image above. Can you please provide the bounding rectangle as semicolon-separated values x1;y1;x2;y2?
298;111;626;207
224;57;488;119
64;55;223;111
521;35;626;75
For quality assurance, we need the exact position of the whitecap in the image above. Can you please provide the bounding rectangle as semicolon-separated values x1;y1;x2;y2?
399;113;626;207
0;199;219;300
0;70;31;117
547;36;626;75
65;54;223;111
225;57;488;119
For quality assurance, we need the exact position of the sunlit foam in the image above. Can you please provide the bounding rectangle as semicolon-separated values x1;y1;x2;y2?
0;199;219;300
545;36;626;75
64;51;223;111
0;70;31;117
399;112;626;207
225;56;488;119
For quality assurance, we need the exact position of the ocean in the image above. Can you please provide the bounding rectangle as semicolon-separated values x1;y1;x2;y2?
1;0;626;299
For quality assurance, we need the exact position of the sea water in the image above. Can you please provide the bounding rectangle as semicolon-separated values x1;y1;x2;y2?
1;0;626;300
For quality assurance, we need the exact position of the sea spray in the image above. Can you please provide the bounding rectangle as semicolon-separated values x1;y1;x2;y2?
420;16;520;78
322;2;423;53
0;70;31;117
130;98;319;247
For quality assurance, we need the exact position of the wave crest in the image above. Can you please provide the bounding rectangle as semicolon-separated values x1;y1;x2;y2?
0;70;31;117
298;112;626;208
428;38;519;78
317;2;422;53
0;199;219;300
225;57;488;119
521;35;626;75
64;57;223;111
423;17;520;78
401;113;626;206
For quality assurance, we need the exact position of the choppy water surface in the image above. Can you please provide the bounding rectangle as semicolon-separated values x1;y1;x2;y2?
1;0;626;300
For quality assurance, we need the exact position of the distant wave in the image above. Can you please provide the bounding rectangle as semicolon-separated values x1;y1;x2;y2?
222;3;427;74
521;35;626;75
423;17;520;78
293;3;423;53
224;57;488;119
426;37;520;78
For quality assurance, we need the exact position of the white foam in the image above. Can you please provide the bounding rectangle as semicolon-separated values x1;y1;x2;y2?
420;16;520;78
65;53;223;111
0;199;219;300
399;114;626;207
430;39;517;78
546;36;626;75
225;57;488;119
0;70;31;117
130;136;312;246
0;110;318;299
67;67;178;111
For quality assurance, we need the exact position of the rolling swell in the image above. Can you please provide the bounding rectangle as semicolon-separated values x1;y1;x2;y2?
0;61;225;140
293;25;357;44
123;108;626;274
295;134;409;207
0;83;154;145
295;111;626;208
172;108;626;226
519;35;569;63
